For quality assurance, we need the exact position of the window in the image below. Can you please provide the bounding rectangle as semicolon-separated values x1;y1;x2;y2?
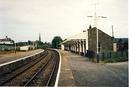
98;42;101;52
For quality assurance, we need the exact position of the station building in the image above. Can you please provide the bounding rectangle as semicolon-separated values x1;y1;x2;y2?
61;26;114;57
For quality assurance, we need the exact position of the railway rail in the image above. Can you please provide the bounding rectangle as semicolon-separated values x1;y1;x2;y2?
0;49;60;86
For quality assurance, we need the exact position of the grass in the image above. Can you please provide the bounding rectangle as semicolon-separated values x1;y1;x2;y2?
103;57;128;63
0;50;15;55
88;57;128;63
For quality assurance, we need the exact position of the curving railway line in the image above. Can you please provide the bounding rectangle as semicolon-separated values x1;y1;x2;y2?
0;49;60;86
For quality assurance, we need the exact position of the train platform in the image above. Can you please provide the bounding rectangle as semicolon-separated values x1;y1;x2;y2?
0;49;43;65
58;50;76;86
58;50;128;87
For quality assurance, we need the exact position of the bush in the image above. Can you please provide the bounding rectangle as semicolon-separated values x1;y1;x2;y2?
104;57;128;63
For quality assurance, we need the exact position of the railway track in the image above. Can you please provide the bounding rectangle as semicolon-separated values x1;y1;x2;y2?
0;49;60;86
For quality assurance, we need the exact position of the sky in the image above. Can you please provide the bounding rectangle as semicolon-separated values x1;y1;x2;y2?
0;0;128;42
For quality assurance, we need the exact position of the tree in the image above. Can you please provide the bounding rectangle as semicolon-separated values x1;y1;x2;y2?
35;40;44;49
43;42;52;49
52;36;63;49
123;41;128;51
28;40;32;45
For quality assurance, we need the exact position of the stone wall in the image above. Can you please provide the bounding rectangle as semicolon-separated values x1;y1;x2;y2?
88;27;113;54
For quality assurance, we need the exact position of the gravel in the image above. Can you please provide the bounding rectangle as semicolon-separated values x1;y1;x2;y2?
0;49;43;64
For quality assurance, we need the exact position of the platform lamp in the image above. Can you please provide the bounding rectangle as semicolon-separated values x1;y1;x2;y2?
87;3;107;63
14;42;16;54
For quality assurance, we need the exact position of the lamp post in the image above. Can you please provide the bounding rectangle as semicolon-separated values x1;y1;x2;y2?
14;42;16;54
87;4;107;63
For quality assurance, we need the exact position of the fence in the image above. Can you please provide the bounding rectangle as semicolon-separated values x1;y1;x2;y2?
98;51;128;62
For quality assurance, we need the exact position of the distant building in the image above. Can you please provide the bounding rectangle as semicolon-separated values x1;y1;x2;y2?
20;45;34;51
0;36;14;51
16;41;37;50
61;27;113;57
0;36;14;45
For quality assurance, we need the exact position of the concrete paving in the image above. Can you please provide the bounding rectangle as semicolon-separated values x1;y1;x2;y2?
58;50;76;87
59;50;128;87
0;49;43;64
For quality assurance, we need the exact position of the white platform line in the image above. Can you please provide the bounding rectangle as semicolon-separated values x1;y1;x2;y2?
54;49;61;87
0;50;44;67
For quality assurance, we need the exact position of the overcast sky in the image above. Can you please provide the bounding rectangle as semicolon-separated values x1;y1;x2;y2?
0;0;128;42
